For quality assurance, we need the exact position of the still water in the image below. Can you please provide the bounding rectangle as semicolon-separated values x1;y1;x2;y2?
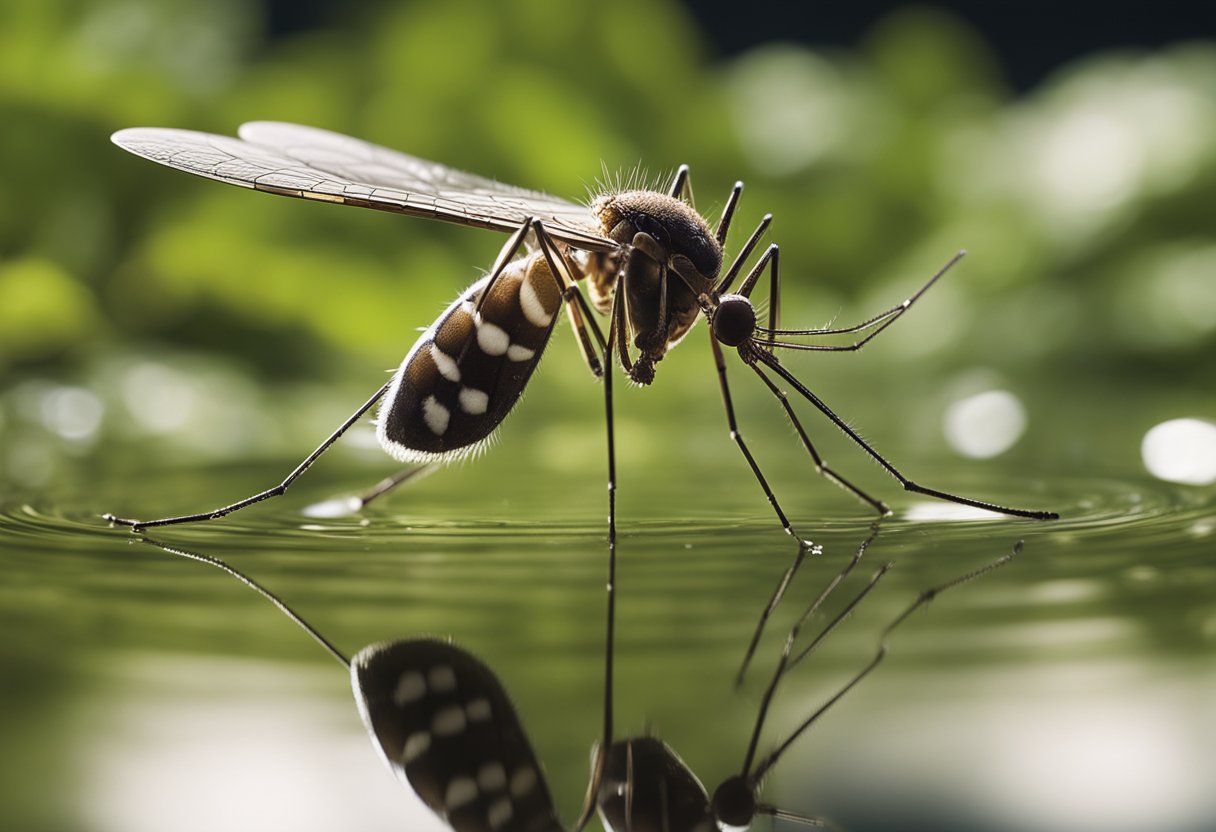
1;411;1213;832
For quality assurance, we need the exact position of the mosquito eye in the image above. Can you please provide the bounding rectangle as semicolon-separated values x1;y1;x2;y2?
632;213;671;247
712;295;756;347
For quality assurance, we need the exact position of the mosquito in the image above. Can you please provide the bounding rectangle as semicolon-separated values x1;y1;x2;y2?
105;122;1058;546
143;516;1021;830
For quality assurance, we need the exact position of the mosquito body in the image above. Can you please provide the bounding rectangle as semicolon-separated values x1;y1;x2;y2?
106;122;1057;540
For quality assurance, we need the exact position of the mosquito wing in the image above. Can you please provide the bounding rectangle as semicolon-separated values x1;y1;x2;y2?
111;121;615;252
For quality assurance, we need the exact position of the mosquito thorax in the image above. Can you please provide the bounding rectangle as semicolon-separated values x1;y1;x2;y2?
591;190;723;279
591;190;724;385
711;294;757;348
710;774;756;830
597;737;716;832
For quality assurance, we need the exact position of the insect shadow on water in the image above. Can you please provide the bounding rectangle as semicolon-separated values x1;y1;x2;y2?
104;124;1057;595
141;522;1021;831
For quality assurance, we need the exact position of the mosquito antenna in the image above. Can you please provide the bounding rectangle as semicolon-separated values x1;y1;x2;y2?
748;541;1024;785
139;537;350;668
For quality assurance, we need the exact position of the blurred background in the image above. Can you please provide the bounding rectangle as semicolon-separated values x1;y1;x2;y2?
1;1;1213;831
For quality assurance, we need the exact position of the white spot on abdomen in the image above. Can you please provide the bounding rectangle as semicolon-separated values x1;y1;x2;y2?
445;776;478;810
431;346;461;382
422;395;450;436
403;731;431;763
459;387;489;415
509;766;537;797
477;321;510;356
428;665;457;692
519;277;554;327
488;797;513;829
433;705;467;736
394;672;426;706
466;697;492;721
477;762;507;791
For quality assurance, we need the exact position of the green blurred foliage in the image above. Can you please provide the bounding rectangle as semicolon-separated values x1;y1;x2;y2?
1;8;1213;828
1;0;1214;486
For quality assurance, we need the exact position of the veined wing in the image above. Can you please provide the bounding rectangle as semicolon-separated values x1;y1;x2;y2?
111;122;615;252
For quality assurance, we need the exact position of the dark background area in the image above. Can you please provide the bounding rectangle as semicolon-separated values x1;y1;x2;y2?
265;0;1216;91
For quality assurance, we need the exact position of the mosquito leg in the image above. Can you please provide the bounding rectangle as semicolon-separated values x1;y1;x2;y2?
727;240;785;348
741;560;894;780
749;541;1023;783
604;294;619;557
737;243;778;299
736;518;882;687
531;218;619;579
733;542;809;688
471;214;536;317
667;164;691;202
574;294;621;832
141;536;349;667
714;182;744;247
752;364;889;515
757;805;838;830
717;214;772;295
716;237;895;515
528;221;619;555
103;381;391;531
609;275;635;376
530;219;608;379
708;331;817;552
355;464;437;510
753;350;1059;520
767;242;780;334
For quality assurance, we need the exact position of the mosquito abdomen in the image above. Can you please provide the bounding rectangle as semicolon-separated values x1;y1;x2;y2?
376;252;563;462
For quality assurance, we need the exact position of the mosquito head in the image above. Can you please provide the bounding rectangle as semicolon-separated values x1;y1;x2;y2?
711;774;757;830
711;294;757;348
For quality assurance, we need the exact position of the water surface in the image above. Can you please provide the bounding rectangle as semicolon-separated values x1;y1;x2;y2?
2;448;1212;832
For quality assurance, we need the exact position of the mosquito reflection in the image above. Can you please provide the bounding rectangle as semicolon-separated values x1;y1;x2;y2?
589;525;1023;832
141;529;1020;832
141;537;566;832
